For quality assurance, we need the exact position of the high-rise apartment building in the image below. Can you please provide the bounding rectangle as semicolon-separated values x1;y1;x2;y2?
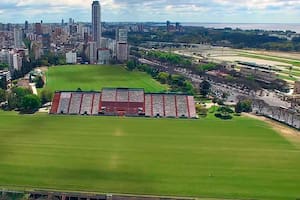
35;23;43;35
116;28;128;62
116;42;128;62
116;28;128;43
14;28;23;48
92;1;101;49
25;21;29;32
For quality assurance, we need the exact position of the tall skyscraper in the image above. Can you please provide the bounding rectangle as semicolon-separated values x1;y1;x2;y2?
92;1;101;48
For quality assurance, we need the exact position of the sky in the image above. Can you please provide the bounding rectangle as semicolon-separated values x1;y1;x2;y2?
1;0;300;23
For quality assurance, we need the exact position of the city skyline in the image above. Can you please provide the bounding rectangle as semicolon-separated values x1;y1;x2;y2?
1;0;300;23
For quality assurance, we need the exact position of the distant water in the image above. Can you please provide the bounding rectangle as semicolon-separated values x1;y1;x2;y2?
181;23;300;33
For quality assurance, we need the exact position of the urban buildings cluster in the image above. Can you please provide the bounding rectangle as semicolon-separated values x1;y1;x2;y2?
0;0;135;82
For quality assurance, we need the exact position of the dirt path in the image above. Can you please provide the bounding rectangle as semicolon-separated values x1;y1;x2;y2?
243;113;299;139
29;83;38;95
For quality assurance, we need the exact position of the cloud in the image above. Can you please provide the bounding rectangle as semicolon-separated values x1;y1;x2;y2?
213;0;300;9
0;0;300;23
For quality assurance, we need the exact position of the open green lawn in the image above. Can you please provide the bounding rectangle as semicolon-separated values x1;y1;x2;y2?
45;65;168;92
0;111;300;199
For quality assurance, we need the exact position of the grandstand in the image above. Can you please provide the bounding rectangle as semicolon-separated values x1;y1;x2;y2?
68;93;82;114
164;95;177;117
57;92;72;114
176;95;189;118
92;93;101;115
151;94;164;117
80;93;93;115
50;88;197;119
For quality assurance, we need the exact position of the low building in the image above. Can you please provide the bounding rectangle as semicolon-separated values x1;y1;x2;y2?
97;48;110;65
66;51;77;64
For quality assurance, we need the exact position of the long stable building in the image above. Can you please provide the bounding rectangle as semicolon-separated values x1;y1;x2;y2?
50;88;197;118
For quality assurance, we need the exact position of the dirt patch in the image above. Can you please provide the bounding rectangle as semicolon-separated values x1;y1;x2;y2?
109;154;120;170
36;66;49;72
243;113;300;141
113;128;124;137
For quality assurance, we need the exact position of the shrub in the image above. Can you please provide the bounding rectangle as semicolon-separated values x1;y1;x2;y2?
215;113;233;120
196;104;208;117
0;88;6;103
40;88;53;104
20;94;41;113
34;76;45;88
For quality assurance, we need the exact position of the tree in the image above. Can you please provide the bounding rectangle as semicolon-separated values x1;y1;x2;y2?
34;76;45;88
0;76;6;89
126;60;136;71
40;88;53;104
235;100;252;113
253;99;266;113
199;80;211;97
157;72;169;84
20;94;41;113
235;102;243;114
0;89;6;103
183;80;195;95
0;62;9;70
222;92;229;101
218;106;234;115
8;87;32;110
215;106;234;120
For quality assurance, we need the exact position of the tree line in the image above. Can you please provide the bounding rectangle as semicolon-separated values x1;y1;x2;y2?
126;60;195;95
0;87;52;114
140;50;220;74
129;27;300;52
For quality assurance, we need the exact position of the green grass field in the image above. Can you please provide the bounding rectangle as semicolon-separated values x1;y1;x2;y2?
0;111;300;199
45;65;168;92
